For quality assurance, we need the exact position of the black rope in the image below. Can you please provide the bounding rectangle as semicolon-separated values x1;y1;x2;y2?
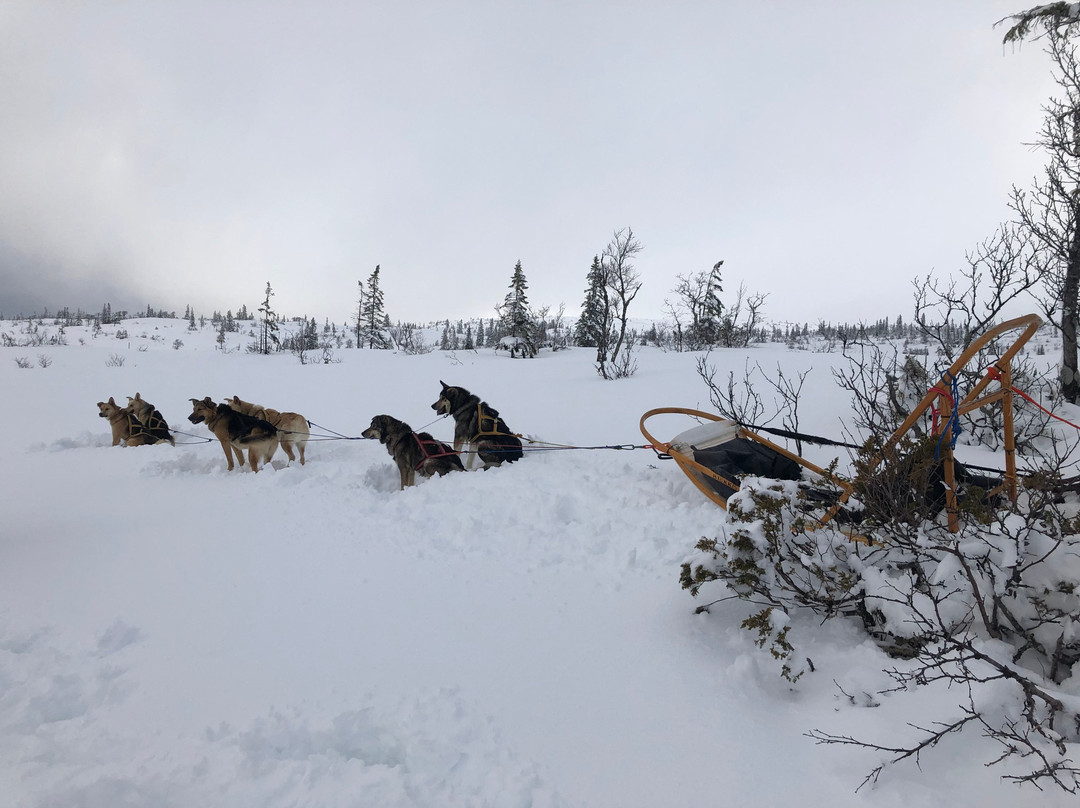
306;420;364;440
169;428;214;444
518;443;651;453
740;423;1019;482
743;423;864;450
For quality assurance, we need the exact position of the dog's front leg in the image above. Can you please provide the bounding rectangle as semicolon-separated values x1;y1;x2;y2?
219;439;238;470
452;438;473;471
463;443;479;470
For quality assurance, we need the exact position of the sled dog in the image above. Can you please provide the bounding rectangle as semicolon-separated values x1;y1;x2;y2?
226;395;310;465
97;397;160;446
361;414;464;490
430;381;523;468
126;392;176;445
187;397;278;472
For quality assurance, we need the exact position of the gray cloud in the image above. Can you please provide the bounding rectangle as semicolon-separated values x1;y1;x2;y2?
0;238;136;317
0;1;1058;324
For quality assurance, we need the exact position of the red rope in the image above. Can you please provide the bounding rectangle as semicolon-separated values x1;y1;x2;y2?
985;366;1080;432
928;385;954;435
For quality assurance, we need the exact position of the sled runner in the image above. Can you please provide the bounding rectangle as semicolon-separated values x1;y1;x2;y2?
641;313;1044;535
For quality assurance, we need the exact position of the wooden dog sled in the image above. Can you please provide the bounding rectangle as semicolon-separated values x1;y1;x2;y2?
640;314;1044;535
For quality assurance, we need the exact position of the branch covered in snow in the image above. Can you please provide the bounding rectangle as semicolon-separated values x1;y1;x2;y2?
999;3;1080;44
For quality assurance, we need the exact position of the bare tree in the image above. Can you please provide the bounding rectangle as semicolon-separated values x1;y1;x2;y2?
832;340;929;442
718;282;768;348
696;356;808;450
663;297;686;352
1003;25;1080;402
912;224;1055;449
667;261;724;350
597;227;643;379
914;224;1044;354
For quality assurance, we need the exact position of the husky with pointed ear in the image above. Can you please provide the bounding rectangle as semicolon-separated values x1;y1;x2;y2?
431;382;523;469
127;392;175;445
362;414;464;490
187;397;278;472
226;395;310;465
97;397;158;446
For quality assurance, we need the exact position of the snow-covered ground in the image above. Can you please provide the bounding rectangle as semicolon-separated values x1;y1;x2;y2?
0;317;1074;806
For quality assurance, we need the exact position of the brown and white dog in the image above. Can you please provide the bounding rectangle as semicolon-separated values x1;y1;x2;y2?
187;397;278;472
97;397;161;446
126;392;176;445
226;395;310;465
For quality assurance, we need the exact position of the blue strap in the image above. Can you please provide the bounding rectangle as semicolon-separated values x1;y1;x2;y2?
934;370;961;461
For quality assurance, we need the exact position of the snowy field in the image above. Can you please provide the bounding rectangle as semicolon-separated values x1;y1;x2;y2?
0;317;1074;807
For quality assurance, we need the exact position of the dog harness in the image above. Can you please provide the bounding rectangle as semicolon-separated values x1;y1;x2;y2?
412;433;459;470
470;402;516;443
142;410;170;436
125;411;152;439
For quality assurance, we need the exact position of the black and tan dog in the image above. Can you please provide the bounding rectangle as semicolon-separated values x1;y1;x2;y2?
226;395;310;465
188;397;278;472
362;414;464;490
97;397;163;446
431;381;523;469
127;392;175;445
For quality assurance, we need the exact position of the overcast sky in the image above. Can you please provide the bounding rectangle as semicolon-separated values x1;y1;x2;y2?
0;1;1059;326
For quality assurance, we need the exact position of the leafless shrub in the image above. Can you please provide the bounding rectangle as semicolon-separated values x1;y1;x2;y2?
389;323;433;355
609;336;638;379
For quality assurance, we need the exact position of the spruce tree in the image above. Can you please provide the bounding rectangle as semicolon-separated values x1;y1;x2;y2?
304;317;319;350
575;255;608;349
256;281;279;354
499;260;536;357
358;265;391;349
353;279;364;348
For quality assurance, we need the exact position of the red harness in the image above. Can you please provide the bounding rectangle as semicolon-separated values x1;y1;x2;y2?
413;433;459;470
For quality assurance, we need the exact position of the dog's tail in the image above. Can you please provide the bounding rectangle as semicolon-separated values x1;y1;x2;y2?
237;423;278;444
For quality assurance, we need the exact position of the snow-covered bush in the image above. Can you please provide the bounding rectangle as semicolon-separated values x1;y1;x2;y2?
682;438;1080;791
